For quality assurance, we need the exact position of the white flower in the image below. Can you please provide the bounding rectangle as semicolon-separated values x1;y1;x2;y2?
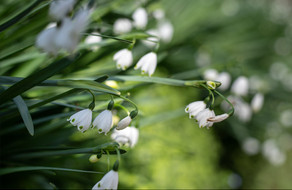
55;9;90;53
217;72;231;91
132;8;148;29
185;101;206;118
67;109;92;132
158;20;173;43
93;110;113;134
36;26;60;55
84;32;102;51
49;0;76;21
153;9;165;20
54;17;77;53
195;108;215;128
207;113;229;123
135;52;157;76
113;49;133;70
116;116;132;130
231;76;249;96
203;69;218;81
111;126;139;148
142;29;159;48
92;170;118;190
242;137;260;155
113;18;132;34
235;100;252;122
251;93;264;113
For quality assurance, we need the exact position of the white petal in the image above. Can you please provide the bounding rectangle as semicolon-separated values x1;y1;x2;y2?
93;110;113;134
132;8;148;29
92;170;118;190
251;93;264;113
116;116;132;130
113;18;132;34
49;0;76;21
231;76;249;96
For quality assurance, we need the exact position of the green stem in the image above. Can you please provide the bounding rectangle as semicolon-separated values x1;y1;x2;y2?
83;33;133;44
200;83;215;107
214;90;235;116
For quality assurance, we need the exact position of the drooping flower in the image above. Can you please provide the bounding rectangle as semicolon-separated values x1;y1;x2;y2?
49;0;76;21
235;100;252;122
93;110;113;135
36;26;60;55
251;93;264;113
195;108;215;128
207;113;229;123
92;170;118;190
153;9;165;20
113;49;133;70
185;101;206;118
116;116;132;130
132;8;148;29
113;18;132;34
111;126;139;148
55;9;90;53
84;32;102;51
67;109;92;132
203;69;218;81
157;20;173;43
135;52;157;76
142;29;160;48
231;76;249;96
217;72;231;91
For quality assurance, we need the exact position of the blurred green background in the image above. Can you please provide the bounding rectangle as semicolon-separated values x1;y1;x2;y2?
1;0;292;189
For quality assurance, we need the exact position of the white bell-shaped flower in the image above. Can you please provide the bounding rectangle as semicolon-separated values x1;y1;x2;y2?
217;72;231;91
55;9;90;53
84;32;102;51
231;76;249;96
113;18;132;34
113;49;133;70
116;116;132;130
111;126;139;148
251;93;264;113
135;52;157;76
235;100;252;122
92;170;118;190
195;108;215;128
185;101;206;118
67;109;92;132
49;0;76;21
54;17;77;53
142;29;159;48
207;113;229;123
203;69;218;81
153;9;165;20
36;26;60;55
93;110;113;135
158;20;173;43
132;7;148;29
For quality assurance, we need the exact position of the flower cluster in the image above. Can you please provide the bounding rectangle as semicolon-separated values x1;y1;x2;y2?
67;100;137;135
112;8;173;77
185;100;229;129
36;0;91;55
203;69;265;123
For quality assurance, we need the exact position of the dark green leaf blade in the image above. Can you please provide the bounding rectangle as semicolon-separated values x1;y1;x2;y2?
0;56;75;105
13;95;34;136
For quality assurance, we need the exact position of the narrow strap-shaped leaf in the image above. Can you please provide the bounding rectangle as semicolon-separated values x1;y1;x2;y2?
0;76;120;95
0;56;75;105
0;0;44;32
13;95;34;136
0;166;104;176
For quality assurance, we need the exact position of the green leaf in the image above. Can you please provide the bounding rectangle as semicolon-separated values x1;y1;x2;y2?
0;0;44;32
0;56;75;105
57;80;120;96
0;166;104;176
13;95;34;136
